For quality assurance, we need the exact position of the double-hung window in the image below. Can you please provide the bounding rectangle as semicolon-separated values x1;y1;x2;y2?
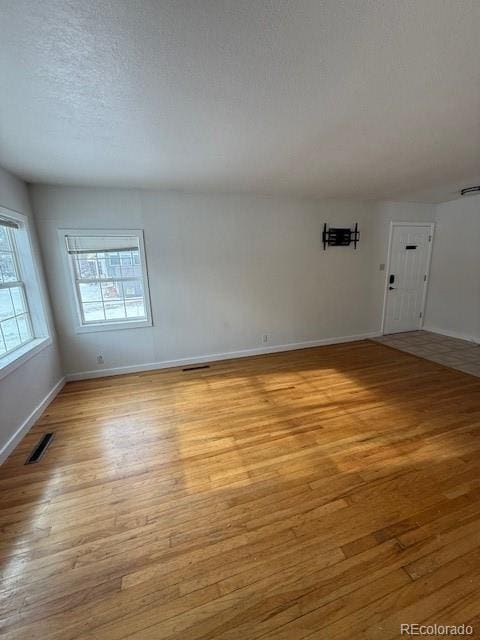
61;230;152;332
0;218;33;355
0;207;51;377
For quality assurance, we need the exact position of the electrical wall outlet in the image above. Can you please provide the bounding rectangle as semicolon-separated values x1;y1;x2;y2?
262;334;269;343
96;354;104;364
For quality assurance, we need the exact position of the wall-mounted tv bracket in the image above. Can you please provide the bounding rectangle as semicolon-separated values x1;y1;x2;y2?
322;222;359;250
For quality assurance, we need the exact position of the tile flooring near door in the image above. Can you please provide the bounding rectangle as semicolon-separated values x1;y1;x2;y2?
373;330;480;377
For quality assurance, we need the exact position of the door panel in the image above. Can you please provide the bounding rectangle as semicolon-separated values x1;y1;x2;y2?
384;225;432;334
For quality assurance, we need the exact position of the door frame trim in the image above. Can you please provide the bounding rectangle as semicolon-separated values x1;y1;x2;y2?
380;221;435;335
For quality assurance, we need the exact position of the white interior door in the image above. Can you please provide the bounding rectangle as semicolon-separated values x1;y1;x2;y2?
383;224;433;334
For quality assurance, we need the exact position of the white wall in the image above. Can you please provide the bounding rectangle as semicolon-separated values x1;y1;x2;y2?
30;185;400;378
0;167;63;460
425;194;480;342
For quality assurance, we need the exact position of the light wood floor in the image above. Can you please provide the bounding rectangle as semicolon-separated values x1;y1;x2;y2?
1;341;480;639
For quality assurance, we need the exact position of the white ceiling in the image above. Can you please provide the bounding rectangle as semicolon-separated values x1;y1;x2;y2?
1;0;479;202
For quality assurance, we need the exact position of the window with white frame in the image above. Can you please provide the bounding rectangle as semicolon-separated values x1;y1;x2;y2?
62;230;152;331
0;219;34;356
0;208;50;375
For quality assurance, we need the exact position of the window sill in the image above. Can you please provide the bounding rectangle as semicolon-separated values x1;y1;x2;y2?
74;319;152;334
0;336;52;381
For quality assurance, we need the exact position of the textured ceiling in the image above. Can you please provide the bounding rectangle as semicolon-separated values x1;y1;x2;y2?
1;0;479;202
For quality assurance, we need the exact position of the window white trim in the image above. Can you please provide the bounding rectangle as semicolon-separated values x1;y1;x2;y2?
0;337;52;381
0;206;52;377
58;228;153;334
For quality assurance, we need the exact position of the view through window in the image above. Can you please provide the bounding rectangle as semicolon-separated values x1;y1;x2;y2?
65;233;149;326
0;223;34;356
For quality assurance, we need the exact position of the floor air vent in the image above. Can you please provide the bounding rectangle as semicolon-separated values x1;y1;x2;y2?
25;433;54;465
182;364;210;372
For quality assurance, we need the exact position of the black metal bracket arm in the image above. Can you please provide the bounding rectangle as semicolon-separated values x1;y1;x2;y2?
322;222;360;250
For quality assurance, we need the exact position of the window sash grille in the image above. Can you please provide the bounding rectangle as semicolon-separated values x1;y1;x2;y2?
0;225;34;356
67;242;147;325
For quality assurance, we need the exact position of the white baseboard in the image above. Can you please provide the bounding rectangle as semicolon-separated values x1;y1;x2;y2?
422;325;479;344
0;377;66;465
65;332;382;382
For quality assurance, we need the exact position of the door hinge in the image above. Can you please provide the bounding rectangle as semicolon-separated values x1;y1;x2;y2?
424;274;427;281
419;311;423;318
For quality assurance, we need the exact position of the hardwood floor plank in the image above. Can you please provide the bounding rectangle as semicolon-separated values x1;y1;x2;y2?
1;341;480;639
